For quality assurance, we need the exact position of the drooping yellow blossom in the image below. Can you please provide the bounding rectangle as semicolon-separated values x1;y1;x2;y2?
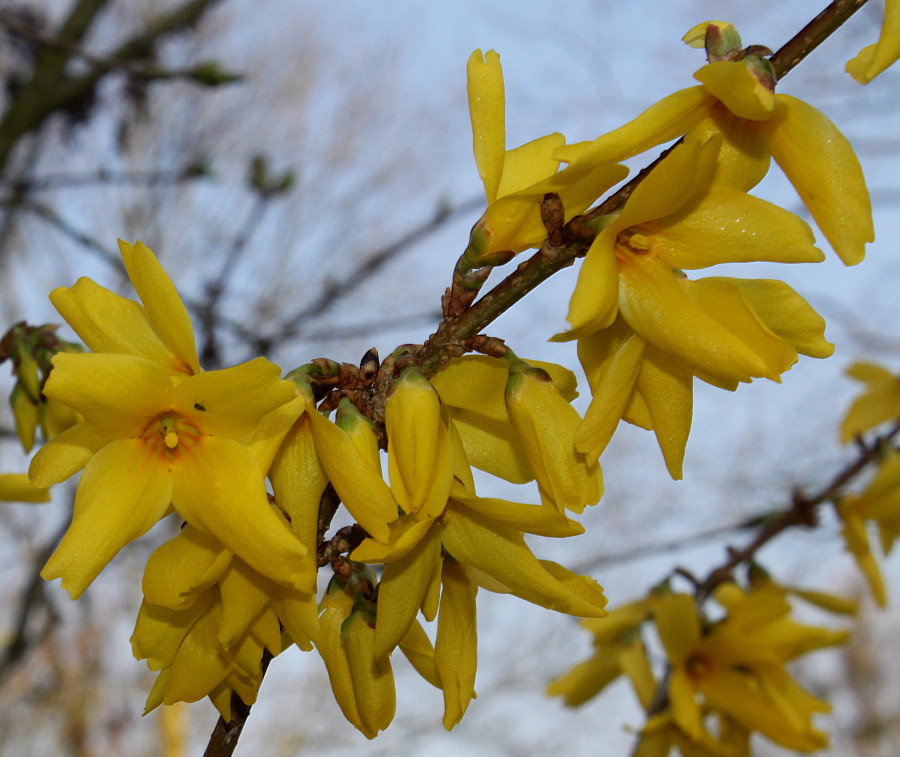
846;0;900;83
0;472;50;503
428;354;582;487
836;452;900;607
558;133;825;344
575;271;832;478
840;362;900;443
555;29;874;266
655;586;848;752
317;574;397;739
465;50;627;264
133;524;318;719
505;358;602;512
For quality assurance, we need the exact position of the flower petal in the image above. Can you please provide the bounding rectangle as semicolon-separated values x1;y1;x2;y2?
467;49;505;204
44;353;173;438
171;358;297;441
435;560;478;730
554;87;713;165
28;421;107;487
373;525;442;659
563;233;620;337
50;278;179;371
170;436;311;590
694;61;775;121
617;255;768;382
119;240;200;374
440;506;606;617
497;133;564;197
0;472;51;503
846;1;900;83
637;345;693;480
42;439;173;598
452;493;585;537
761;96;874;265
652;187;823;269
143;525;233;610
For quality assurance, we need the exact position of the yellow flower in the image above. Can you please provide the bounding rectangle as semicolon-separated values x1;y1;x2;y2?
836;452;900;606
574;271;832;478
428;354;580;485
30;352;305;598
505;358;602;512
316;575;396;739
846;0;900;83
0;472;50;503
840;362;900;443
465;50;626;264
655;587;847;752
547;600;655;708
556;46;873;265
559;134;824;344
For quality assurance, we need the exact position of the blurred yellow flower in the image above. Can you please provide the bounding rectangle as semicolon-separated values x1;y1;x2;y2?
840;362;900;443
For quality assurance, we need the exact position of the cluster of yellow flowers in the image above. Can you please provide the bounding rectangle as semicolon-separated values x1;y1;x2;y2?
549;573;854;755
1;13;897;750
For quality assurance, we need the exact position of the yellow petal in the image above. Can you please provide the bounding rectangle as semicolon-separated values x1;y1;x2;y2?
637;345;693;480
546;649;622;706
351;515;436;563
0;472;51;503
42;439;172;598
719;278;833;359
307;408;397;542
386;368;453;519
170;436;311;591
342;609;396;737
165;605;231;704
554;87;713;165
217;559;272;649
467;49;505;204
618;255;768;382
484;160;628;253
497;132;565;197
317;589;367;735
651;187;823;269
440;506;606;617
142;525;233;610
694;61;775;121
846;1;900;83
563;232;620;337
44;353;172;439
505;366;602;512
118;240;200;374
446;407;533;484
132;592;215;670
435;561;478;730
50;278;182;373
28;421;106;488
398;620;441;689
761;96;874;265
452;492;585;537
373;525;442;659
576;333;645;460
270;410;327;551
272;587;319;650
654;592;701;662
172;358;296;441
686;278;799;380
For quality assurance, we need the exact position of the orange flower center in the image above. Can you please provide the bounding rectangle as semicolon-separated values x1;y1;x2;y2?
685;652;714;682
142;413;202;457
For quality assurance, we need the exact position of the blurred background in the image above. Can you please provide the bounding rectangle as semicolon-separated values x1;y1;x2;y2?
0;1;898;754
